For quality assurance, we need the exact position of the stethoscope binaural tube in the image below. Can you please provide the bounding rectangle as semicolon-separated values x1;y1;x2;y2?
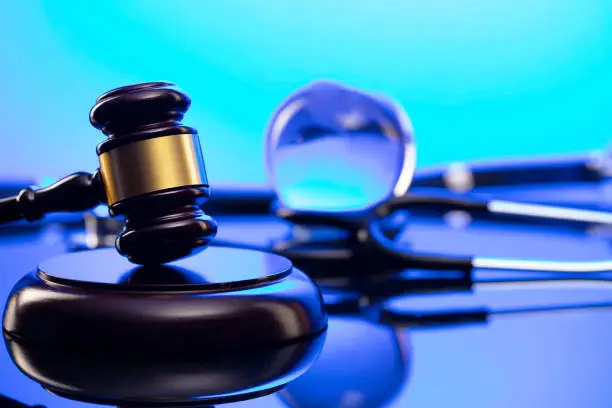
366;198;612;274
213;196;612;278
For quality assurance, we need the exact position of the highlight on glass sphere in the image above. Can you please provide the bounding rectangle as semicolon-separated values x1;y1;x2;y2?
265;80;416;213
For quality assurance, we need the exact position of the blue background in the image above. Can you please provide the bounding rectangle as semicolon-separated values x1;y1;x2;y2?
1;0;612;186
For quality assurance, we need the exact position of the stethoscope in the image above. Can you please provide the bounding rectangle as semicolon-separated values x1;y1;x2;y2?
212;81;612;277
16;80;612;280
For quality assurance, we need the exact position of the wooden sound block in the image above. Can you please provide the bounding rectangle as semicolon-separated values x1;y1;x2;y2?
4;331;325;406
3;247;327;353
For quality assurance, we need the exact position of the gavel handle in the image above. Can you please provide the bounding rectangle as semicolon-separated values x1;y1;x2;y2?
0;171;104;224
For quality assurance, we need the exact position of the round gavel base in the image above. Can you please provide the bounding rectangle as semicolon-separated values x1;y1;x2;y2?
5;330;326;407
3;247;327;353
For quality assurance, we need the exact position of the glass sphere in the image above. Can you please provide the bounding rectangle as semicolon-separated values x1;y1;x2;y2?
265;81;415;213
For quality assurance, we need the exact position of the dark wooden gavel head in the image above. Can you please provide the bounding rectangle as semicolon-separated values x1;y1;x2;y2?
89;82;217;265
0;81;217;265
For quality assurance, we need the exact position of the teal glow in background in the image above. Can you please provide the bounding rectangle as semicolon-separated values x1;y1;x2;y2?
1;0;611;185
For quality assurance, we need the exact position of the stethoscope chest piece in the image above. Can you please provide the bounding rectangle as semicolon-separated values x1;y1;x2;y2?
2;246;327;354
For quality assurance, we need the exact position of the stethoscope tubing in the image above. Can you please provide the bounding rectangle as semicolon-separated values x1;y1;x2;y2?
411;152;607;190
10;153;612;278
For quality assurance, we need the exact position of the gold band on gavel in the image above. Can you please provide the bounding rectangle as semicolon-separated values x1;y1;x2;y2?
98;133;208;206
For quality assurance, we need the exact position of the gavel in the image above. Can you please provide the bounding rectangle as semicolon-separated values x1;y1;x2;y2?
0;82;217;265
1;82;328;357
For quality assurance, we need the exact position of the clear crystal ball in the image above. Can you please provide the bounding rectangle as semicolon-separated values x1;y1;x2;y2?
265;81;416;213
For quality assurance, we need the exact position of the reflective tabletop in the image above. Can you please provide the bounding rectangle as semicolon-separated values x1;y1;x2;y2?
3;181;612;407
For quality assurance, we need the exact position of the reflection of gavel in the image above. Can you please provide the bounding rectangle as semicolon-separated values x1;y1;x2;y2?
0;82;217;265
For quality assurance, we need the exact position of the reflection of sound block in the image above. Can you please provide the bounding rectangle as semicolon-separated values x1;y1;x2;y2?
3;247;327;353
